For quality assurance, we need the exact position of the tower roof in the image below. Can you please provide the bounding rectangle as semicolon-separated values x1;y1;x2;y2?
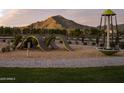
102;9;116;16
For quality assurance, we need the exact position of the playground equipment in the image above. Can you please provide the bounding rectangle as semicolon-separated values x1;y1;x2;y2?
98;9;120;55
15;34;73;51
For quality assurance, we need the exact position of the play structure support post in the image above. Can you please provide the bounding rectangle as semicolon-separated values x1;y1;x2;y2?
27;42;30;57
103;16;106;47
115;15;119;46
110;15;114;44
106;16;110;49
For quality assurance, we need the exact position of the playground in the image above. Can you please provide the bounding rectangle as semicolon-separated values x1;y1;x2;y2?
0;9;124;67
1;9;124;83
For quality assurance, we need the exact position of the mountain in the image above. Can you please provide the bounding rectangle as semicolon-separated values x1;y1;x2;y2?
26;15;92;30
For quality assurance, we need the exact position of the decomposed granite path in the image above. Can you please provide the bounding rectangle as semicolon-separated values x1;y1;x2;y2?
0;57;124;68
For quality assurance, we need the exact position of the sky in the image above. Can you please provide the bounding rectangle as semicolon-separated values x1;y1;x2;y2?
0;9;124;27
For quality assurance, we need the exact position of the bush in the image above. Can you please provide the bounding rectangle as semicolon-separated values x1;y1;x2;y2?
1;46;10;53
110;42;116;48
3;39;6;42
92;42;96;46
10;40;14;43
100;43;104;47
119;42;124;49
75;41;79;45
5;46;10;52
1;47;6;53
68;41;72;44
59;40;63;44
83;42;87;45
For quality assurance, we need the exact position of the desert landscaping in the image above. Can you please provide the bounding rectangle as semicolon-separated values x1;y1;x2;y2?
0;45;105;60
0;44;124;60
0;43;124;68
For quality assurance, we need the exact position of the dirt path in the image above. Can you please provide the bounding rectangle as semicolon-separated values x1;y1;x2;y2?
0;57;124;68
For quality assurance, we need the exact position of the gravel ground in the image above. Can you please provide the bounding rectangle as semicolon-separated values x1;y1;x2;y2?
0;45;106;59
0;43;124;68
0;57;124;68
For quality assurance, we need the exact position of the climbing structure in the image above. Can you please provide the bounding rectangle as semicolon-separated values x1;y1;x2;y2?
15;34;72;51
45;34;73;51
99;9;119;49
98;9;120;55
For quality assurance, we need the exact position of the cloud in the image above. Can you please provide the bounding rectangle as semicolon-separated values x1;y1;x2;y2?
0;9;124;27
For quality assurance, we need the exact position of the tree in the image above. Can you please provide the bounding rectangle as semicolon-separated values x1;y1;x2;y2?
68;29;82;38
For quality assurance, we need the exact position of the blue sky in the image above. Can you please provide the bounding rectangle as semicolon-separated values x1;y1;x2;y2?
0;9;124;27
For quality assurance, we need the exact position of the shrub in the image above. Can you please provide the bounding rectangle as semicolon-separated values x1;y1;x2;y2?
1;47;6;53
1;46;10;53
75;41;79;45
83;42;87;45
110;42;115;48
100;43;104;47
10;40;14;43
92;42;96;46
119;42;124;49
59;40;63;44
68;41;72;44
3;39;6;42
5;46;10;52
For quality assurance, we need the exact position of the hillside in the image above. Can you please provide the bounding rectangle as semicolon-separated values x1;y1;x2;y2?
27;15;92;30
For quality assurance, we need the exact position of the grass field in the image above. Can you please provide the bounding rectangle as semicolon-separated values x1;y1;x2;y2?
0;66;124;83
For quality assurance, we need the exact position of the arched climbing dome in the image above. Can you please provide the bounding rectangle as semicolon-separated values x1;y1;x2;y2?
20;36;40;49
45;34;73;51
15;34;72;51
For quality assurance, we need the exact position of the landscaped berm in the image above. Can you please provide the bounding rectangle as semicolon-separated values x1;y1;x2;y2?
0;9;124;83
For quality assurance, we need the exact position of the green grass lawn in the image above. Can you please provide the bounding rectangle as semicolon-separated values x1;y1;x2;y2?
0;66;124;83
